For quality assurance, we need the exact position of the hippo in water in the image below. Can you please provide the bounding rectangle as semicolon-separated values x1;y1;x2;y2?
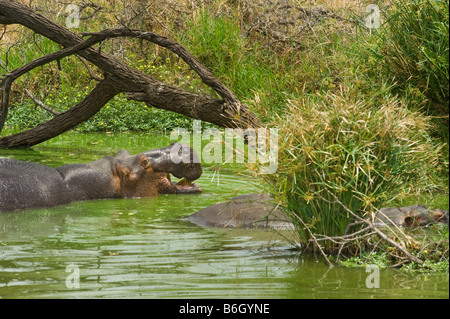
374;205;449;227
0;143;202;212
188;193;293;229
188;194;449;229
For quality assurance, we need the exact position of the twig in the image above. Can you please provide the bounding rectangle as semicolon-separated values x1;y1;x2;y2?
0;33;109;133
293;214;333;267
323;191;423;264
76;55;103;81
314;227;373;243
23;88;60;116
81;28;241;103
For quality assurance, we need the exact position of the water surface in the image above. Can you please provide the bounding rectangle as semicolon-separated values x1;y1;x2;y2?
0;132;448;298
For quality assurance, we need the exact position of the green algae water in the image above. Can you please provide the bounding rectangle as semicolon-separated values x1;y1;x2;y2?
0;132;448;299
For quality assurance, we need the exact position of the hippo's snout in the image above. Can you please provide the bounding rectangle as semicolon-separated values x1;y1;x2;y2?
168;142;202;181
144;142;202;182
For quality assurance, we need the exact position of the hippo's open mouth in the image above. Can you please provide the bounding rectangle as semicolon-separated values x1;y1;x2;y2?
175;177;202;193
144;143;203;194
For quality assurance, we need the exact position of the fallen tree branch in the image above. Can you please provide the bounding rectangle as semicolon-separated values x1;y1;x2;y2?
0;79;120;147
81;28;240;103
0;32;114;132
0;0;262;147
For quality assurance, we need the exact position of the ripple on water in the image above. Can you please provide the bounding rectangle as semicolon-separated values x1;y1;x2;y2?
1;133;448;299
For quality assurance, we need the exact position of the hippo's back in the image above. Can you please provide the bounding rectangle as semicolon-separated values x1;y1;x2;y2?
0;158;69;211
188;193;293;229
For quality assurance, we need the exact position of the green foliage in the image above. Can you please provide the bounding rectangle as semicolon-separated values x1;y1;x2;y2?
177;8;297;116
357;0;449;122
1;0;448;268
76;96;193;133
338;222;449;272
262;92;444;252
347;0;449;187
5;92;194;134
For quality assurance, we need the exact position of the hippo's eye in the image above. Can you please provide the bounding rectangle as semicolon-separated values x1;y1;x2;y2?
141;159;149;168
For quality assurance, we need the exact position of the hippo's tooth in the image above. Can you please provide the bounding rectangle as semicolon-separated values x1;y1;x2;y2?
176;178;192;186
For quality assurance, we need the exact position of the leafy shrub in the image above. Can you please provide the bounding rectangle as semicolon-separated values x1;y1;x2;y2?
369;0;449;118
262;92;443;252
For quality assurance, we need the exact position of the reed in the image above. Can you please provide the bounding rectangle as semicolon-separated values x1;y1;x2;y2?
366;0;449;119
262;92;443;252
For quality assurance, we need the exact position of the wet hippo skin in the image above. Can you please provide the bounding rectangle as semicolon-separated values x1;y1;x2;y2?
0;143;202;212
374;205;449;227
188;193;293;229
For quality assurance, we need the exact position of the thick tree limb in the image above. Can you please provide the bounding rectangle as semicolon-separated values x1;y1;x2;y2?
0;32;116;132
0;79;120;147
81;28;240;103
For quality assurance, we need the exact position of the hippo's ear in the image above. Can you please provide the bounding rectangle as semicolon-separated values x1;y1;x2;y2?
137;154;151;169
115;163;130;179
430;210;448;223
114;149;132;159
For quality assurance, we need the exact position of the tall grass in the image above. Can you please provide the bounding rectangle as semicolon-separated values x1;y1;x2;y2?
349;0;449;186
262;92;443;252
177;8;301;116
367;0;449;119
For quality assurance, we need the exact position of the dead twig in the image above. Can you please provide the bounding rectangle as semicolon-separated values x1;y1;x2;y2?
23;88;60;116
322;191;423;265
292;213;333;267
75;55;103;81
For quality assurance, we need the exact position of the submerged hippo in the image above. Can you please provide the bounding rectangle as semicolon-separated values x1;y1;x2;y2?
374;205;449;227
188;193;293;229
0;143;202;212
189;193;448;229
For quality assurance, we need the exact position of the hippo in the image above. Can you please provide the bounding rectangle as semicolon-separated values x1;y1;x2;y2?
188;193;448;229
0;143;202;212
374;205;449;227
188;193;293;229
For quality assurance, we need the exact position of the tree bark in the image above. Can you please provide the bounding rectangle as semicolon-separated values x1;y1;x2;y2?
0;0;262;148
0;80;120;147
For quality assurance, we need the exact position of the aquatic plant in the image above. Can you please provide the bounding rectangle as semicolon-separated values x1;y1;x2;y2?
262;92;443;254
371;0;449;117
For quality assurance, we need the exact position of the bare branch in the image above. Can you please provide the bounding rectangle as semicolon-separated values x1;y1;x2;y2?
0;0;262;147
323;191;424;265
80;28;240;103
0;79;120;147
0;32;111;133
76;55;103;81
294;214;333;267
23;88;61;116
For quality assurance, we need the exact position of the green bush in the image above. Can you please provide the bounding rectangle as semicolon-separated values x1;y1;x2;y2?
177;7;297;116
369;0;449;119
5;93;194;134
262;92;443;252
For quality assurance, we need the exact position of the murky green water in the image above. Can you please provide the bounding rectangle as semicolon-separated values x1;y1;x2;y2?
0;132;448;299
